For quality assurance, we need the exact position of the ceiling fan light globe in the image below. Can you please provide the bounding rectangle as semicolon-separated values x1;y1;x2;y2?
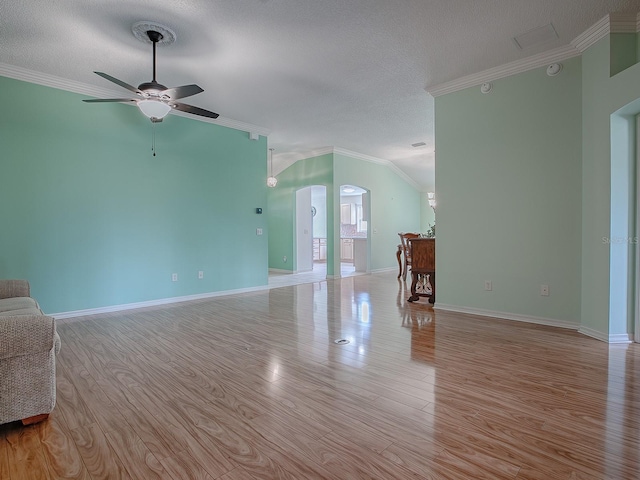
137;99;171;119
267;176;278;188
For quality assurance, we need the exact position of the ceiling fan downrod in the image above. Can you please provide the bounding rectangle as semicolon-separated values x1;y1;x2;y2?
147;30;162;84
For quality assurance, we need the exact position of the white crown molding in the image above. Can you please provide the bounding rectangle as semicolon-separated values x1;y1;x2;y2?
427;44;580;97
332;147;420;189
334;147;420;188
273;146;335;174
428;12;640;98
0;61;270;136
274;146;420;190
434;303;579;330
609;12;638;33
333;146;389;165
571;15;611;52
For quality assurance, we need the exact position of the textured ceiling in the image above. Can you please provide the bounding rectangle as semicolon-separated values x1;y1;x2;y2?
1;0;638;190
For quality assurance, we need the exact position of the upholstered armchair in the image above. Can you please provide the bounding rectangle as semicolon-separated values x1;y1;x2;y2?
0;280;60;425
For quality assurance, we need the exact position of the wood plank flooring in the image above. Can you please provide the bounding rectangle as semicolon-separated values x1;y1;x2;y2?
1;273;639;479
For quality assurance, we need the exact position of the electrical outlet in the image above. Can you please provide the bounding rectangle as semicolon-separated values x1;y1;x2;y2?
172;273;178;282
484;280;492;291
540;284;549;296
198;271;204;279
256;228;263;236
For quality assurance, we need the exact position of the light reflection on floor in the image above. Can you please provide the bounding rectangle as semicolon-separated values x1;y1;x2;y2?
268;262;363;289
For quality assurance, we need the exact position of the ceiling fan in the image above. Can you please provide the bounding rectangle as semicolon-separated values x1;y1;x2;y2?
83;28;218;123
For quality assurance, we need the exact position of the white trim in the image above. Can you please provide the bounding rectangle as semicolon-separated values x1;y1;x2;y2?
273;147;335;174
577;328;632;344
268;268;294;274
577;326;609;342
571;15;610;52
275;146;419;190
636;115;640;344
426;44;580;97
428;12;640;98
370;266;398;275
610;12;638;33
434;303;579;330
333;147;420;189
0;62;270;137
333;147;391;166
608;333;633;344
51;285;270;321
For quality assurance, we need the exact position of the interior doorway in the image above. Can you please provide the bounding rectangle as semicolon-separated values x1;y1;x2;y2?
339;184;370;277
636;115;640;343
295;186;326;273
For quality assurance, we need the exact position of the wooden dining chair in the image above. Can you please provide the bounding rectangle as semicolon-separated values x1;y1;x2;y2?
398;232;420;280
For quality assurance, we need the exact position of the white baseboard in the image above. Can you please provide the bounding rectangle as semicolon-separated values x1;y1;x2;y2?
434;303;579;331
268;268;293;274
578;327;632;344
436;304;636;344
577;326;609;343
607;333;633;344
52;285;270;322
370;267;398;274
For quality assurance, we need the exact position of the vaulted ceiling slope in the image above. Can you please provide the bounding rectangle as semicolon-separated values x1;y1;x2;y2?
1;0;638;190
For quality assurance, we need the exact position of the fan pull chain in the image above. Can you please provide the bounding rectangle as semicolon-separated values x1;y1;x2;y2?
151;122;156;157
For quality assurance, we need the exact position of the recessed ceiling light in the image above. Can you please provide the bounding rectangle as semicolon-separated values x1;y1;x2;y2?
411;142;426;148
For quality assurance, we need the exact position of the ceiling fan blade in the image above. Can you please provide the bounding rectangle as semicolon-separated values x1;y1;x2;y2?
94;72;143;95
83;98;137;103
162;84;204;100
171;102;219;119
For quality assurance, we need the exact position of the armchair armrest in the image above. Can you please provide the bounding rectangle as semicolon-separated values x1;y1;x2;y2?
0;315;56;360
0;280;30;299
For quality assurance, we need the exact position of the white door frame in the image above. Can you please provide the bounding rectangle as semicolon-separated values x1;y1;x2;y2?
295;187;313;272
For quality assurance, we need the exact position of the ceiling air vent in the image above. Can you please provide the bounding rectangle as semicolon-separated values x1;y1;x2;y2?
411;142;426;148
513;23;558;50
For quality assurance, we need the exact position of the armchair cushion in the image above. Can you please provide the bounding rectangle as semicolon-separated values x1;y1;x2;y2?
0;280;30;299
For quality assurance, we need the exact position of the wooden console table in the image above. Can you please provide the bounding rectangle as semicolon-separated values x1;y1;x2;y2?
407;237;435;304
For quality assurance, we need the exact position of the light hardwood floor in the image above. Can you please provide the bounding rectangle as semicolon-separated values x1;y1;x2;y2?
1;273;639;479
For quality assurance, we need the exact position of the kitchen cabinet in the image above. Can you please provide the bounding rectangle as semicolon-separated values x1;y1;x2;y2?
313;238;327;261
340;203;358;225
354;238;367;272
340;238;354;262
340;204;351;224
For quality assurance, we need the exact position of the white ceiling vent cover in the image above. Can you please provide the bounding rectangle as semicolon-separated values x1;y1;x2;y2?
513;23;559;50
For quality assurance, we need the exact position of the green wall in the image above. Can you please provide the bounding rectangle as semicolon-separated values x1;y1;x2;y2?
0;76;268;314
582;33;640;338
435;28;640;339
435;57;583;323
333;153;421;272
267;154;334;274
268;152;421;275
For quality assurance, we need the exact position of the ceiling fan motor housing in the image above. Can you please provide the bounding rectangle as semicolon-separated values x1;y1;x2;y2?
137;81;169;96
